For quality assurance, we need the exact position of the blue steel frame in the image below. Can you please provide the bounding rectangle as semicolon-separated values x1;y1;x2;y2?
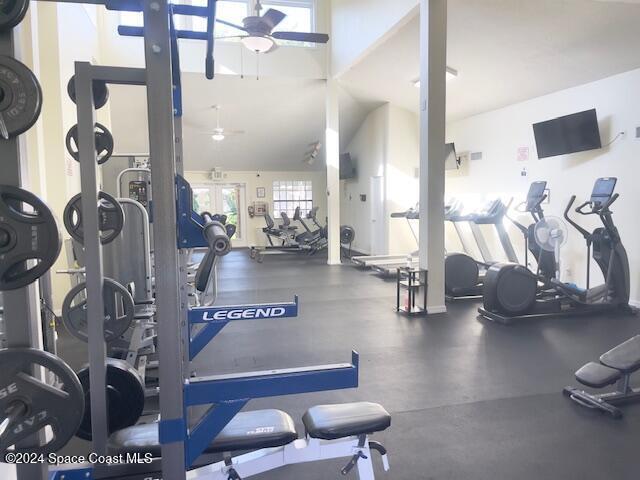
189;297;300;360
176;174;210;248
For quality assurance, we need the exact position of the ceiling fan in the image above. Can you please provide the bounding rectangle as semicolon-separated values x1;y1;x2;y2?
199;105;245;142
216;0;330;54
304;141;322;166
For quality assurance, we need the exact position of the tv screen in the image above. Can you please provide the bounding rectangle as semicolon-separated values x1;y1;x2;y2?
533;109;601;159
339;153;356;180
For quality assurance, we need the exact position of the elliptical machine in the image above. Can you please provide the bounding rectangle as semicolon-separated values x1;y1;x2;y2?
479;177;631;324
506;181;556;287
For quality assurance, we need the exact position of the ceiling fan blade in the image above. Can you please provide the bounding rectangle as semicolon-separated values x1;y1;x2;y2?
262;8;286;29
214;35;248;41
216;18;248;32
272;31;330;43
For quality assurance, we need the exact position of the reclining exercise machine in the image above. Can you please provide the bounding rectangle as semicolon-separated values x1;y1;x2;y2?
479;177;631;324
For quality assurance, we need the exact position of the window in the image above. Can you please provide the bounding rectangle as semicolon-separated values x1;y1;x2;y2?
262;1;314;46
193;0;249;38
273;180;313;218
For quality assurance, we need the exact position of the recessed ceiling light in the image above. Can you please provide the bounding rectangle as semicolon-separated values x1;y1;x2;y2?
413;66;458;87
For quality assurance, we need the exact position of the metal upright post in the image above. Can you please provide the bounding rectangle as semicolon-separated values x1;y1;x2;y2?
0;29;48;480
74;61;110;458
142;2;187;478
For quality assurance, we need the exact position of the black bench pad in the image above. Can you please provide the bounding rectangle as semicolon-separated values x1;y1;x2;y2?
302;402;391;441
575;362;622;389
108;410;297;457
600;335;640;373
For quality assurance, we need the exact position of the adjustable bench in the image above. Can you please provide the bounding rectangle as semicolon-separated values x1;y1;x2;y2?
108;402;391;479
563;335;640;418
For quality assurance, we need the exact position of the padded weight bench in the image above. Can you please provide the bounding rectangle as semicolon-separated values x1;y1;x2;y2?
563;335;640;418
108;402;391;479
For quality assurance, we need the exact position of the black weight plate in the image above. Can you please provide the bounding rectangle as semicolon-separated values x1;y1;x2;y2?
65;122;115;165
61;277;135;343
75;358;145;441
63;191;125;245
0;0;29;32
67;75;109;110
0;55;42;138
0;185;62;291
0;348;84;455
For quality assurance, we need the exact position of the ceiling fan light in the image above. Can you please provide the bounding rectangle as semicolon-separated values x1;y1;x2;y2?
241;35;275;53
212;133;225;142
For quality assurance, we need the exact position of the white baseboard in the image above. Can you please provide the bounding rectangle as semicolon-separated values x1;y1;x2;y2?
427;305;448;314
629;299;640;309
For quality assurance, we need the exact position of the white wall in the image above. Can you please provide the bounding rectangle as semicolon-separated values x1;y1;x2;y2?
341;103;425;256
340;104;389;254
330;0;417;76
185;170;327;248
386;105;420;255
447;68;640;303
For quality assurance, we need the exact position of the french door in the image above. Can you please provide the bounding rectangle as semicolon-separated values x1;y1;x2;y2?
192;183;247;247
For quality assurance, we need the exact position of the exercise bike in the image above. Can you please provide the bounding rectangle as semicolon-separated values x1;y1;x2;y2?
479;177;631;324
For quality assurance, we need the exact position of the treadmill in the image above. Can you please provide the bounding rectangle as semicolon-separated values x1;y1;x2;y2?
351;207;419;267
369;200;464;277
443;197;518;300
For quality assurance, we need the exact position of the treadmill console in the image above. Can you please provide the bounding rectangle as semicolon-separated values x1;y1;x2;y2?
525;181;547;211
472;198;505;224
591;177;617;209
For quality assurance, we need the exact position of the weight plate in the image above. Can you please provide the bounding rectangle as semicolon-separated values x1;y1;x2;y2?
0;348;84;455
61;277;135;343
0;0;29;33
0;55;42;139
75;358;145;441
0;185;62;291
67;75;109;110
63;191;125;245
65;123;115;165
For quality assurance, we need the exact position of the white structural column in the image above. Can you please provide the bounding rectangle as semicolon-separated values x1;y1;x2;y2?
326;76;342;265
419;0;447;313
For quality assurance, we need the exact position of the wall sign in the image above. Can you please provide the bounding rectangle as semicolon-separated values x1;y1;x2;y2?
517;146;530;162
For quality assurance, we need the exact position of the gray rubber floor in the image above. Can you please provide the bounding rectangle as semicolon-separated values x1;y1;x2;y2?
60;249;640;478
195;250;640;479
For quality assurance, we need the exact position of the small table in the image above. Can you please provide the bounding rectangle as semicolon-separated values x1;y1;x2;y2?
396;267;428;316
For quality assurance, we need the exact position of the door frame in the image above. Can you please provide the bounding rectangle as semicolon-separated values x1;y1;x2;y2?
193;182;248;248
370;176;386;255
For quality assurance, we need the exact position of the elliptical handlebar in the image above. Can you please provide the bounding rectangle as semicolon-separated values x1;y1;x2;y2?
564;195;592;240
600;193;619;212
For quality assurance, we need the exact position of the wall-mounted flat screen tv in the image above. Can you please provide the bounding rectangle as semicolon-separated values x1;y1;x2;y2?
533;109;601;159
445;143;459;170
340;153;356;180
